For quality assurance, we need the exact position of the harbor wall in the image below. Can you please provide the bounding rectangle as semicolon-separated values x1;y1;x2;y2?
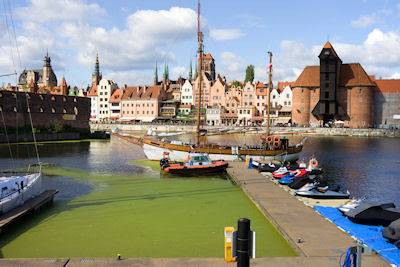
90;123;400;138
0;90;90;131
0;132;81;143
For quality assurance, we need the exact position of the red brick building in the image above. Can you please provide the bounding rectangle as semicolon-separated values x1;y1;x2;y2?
292;42;375;128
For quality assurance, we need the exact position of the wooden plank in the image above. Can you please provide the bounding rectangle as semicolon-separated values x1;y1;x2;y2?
0;189;58;232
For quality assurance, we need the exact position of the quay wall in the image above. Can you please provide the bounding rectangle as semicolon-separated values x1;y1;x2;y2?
0;90;90;130
0;132;81;143
90;123;400;137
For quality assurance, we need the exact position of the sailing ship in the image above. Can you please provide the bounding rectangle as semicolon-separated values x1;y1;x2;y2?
114;1;304;162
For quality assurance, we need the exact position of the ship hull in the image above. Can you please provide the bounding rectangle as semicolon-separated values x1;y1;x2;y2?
113;133;302;162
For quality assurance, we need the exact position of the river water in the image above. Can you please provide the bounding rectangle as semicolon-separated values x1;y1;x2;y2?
0;134;399;258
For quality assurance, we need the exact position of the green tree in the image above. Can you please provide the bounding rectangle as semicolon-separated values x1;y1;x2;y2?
229;80;243;88
244;65;255;84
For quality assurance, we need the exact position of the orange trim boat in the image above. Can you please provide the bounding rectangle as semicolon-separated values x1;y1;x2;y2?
161;153;229;174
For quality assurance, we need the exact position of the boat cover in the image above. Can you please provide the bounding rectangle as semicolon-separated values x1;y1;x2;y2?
315;206;400;266
383;218;400;242
344;202;400;226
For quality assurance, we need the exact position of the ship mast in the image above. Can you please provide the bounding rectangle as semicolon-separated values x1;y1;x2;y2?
266;51;273;136
196;0;203;148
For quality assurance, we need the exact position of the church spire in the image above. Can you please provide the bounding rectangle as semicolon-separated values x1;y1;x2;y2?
189;59;192;80
92;52;102;87
166;62;169;79
194;60;198;78
163;60;167;78
154;60;158;85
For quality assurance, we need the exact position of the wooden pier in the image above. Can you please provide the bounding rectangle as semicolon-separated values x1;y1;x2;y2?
0;189;58;233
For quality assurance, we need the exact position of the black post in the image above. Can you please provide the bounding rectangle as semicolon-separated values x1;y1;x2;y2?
237;218;250;267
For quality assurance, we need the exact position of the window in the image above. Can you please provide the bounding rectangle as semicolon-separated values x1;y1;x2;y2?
325;72;329;81
288;101;291;105
247;110;250;114
105;98;108;101
325;92;329;98
100;92;103;95
272;95;276;99
359;88;362;94
105;92;108;95
249;95;252;98
227;103;229;107
286;94;290;98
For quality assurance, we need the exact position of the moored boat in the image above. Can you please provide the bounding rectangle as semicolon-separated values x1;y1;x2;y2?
160;153;228;174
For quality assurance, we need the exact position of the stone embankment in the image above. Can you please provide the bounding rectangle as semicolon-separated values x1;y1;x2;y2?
90;123;400;138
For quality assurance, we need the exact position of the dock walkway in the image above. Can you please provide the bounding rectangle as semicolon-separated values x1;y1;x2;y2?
0;189;58;233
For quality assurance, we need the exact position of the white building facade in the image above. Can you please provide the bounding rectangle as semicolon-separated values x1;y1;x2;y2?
97;78;118;122
181;79;193;106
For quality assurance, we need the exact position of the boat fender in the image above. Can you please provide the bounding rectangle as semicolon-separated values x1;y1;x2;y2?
266;135;274;144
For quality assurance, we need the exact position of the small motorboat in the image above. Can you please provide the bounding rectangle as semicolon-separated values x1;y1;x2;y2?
288;176;313;189
343;203;400;226
338;198;363;213
295;183;350;199
382;218;400;243
160;153;229;174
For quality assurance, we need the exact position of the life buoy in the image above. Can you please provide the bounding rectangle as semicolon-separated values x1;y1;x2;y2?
309;158;318;168
273;136;281;148
273;141;280;149
266;135;273;144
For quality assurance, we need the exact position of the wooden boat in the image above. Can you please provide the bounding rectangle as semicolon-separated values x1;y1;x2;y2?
160;153;228;174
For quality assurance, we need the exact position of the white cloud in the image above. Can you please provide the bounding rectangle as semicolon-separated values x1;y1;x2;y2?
63;7;198;71
218;52;246;81
351;14;377;28
390;72;400;79
210;29;245;41
15;0;105;23
171;66;187;80
107;70;151;87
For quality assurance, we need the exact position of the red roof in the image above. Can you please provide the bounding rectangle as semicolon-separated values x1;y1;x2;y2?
88;85;98;96
203;53;213;59
373;79;400;94
278;81;293;90
109;88;123;103
109;116;120;119
323;41;339;58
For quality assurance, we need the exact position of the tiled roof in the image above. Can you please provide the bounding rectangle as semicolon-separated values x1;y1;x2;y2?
292;63;375;88
141;85;162;99
323;41;339;58
122;86;138;100
109;88;123;103
203;53;213;59
221;113;238;118
278;81;293;90
373;79;400;94
88;85;98;96
217;74;225;86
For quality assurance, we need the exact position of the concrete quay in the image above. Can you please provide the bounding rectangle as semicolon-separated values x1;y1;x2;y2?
225;162;390;266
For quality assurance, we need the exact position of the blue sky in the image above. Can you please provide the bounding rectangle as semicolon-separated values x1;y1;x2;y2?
1;0;400;88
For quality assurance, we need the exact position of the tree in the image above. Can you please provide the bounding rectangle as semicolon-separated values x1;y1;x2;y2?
244;65;255;84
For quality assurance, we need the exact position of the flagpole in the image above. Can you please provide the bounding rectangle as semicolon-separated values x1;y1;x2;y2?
266;51;272;136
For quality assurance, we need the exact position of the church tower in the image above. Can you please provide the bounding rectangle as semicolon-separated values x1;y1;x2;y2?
92;53;102;87
201;53;215;81
312;41;344;124
154;60;158;85
42;51;57;87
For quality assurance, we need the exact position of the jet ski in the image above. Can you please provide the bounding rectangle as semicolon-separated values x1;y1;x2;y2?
278;169;309;185
382;218;400;243
295;183;350;199
343;202;400;226
258;162;280;172
287;175;324;190
338;198;363;213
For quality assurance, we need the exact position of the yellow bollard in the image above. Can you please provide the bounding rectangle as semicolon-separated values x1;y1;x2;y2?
224;227;236;262
245;155;250;167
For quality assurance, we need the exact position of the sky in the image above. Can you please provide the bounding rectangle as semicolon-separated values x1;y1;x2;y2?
1;0;400;89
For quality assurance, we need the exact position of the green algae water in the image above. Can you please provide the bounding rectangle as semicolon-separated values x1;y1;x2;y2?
0;137;296;258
